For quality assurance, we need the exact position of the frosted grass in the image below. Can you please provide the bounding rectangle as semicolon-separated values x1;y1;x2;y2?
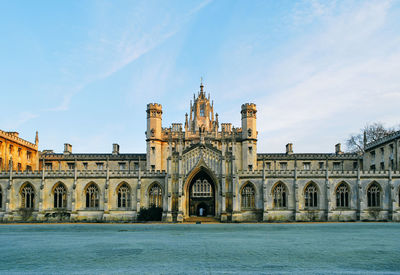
0;223;399;274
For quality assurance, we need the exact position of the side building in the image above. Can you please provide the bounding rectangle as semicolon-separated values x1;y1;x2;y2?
0;83;400;222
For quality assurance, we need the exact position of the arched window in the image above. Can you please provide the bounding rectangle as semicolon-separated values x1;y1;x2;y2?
304;183;318;208
86;183;99;209
241;183;255;209
273;183;287;208
336;183;349;208
367;183;381;207
54;183;67;209
192;179;212;197
21;183;35;209
117;183;131;208
149;184;162;207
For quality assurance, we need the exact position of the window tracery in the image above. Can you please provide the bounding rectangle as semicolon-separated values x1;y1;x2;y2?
241;183;255;209
336;183;349;208
192;179;212;197
86;184;99;209
149;184;162;207
304;183;318;208
21;183;35;209
54;183;67;209
273;183;287;208
118;183;131;208
367;183;381;207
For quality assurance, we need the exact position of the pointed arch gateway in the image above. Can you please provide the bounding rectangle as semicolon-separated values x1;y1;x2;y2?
183;165;218;218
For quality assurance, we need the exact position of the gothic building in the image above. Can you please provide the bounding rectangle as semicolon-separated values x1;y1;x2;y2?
0;82;400;222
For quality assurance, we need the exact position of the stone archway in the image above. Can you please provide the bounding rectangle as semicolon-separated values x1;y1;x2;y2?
183;166;218;218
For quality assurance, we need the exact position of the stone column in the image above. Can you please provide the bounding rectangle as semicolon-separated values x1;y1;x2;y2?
177;155;184;222
325;168;331;221
293;167;299;221
262;157;268;221
388;168;394;221
356;168;361;221
103;157;110;221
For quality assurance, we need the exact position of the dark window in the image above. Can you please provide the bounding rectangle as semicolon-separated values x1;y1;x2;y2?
367;183;380;207
54;183;67;209
336;183;349;208
241;183;255;209
45;163;53;170
21;184;35;209
117;183;131;208
305;183;318;208
86;184;99;208
273;183;287;208
149;184;162;207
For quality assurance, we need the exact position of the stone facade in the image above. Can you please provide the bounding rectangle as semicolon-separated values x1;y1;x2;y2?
1;82;400;222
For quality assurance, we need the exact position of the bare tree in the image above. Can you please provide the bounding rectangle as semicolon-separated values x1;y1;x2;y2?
346;122;398;153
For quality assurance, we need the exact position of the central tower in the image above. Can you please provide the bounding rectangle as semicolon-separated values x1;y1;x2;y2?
187;82;215;133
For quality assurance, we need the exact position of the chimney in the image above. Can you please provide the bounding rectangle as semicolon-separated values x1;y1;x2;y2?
286;143;293;154
63;143;72;154
335;143;343;155
112;143;120;155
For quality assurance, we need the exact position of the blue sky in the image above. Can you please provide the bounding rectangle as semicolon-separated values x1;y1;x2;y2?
1;0;400;154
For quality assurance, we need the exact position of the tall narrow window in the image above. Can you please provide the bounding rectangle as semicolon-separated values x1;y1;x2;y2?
86;184;99;209
117;183;131;208
241;183;255;209
336;183;349;208
149;184;162;207
21;183;35;209
304;183;318;208
367;183;381;207
54;183;67;209
273;183;287;208
0;186;2;208
200;104;205;117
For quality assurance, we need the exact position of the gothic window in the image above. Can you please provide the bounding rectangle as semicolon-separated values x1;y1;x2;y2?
53;183;67;209
200;104;205;117
117;183;131;208
85;183;99;209
304;183;318;208
367;183;381;208
21;183;35;209
241;183;255;209
192;179;212;197
149;184;162;207
273;183;287;208
336;183;349;208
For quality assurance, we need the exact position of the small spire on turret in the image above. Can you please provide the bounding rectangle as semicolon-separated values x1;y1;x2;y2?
185;113;188;130
35;131;39;145
200;77;204;96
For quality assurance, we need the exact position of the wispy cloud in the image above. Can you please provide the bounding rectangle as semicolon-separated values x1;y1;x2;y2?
213;0;400;152
47;0;213;113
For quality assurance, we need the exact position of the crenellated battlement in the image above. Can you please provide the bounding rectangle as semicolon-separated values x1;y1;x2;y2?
241;103;256;111
147;103;162;110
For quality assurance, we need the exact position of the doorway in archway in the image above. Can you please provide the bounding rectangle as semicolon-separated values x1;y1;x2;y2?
189;170;215;217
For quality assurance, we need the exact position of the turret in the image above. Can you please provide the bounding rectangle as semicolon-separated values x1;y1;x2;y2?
146;103;163;171
241;103;257;170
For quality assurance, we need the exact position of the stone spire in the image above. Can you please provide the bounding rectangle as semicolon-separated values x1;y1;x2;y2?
35;131;39;145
